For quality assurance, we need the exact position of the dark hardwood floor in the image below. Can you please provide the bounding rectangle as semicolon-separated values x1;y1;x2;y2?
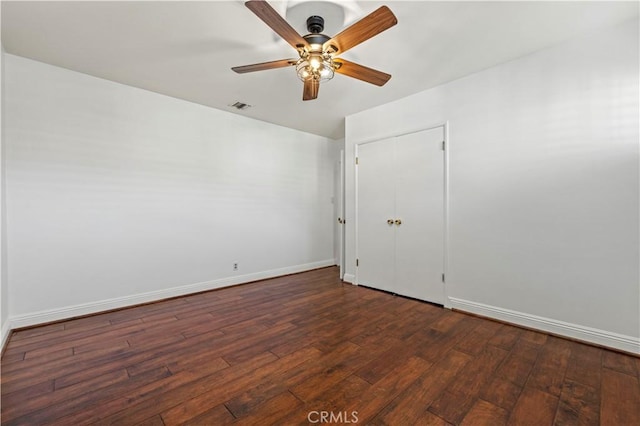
1;267;639;425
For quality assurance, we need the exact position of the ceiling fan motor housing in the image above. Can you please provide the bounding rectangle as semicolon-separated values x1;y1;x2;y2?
307;15;325;34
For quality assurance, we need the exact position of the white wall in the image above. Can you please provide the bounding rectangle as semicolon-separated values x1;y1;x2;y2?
4;54;337;326
1;18;9;347
345;19;639;353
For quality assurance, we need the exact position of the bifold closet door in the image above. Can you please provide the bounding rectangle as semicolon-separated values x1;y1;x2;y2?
357;126;445;305
356;137;395;293
394;127;445;304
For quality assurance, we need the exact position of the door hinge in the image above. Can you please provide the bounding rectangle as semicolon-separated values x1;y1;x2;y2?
442;273;445;282
355;157;359;165
442;140;445;150
356;259;359;267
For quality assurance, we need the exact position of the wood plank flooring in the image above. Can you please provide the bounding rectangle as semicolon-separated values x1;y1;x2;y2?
1;266;639;425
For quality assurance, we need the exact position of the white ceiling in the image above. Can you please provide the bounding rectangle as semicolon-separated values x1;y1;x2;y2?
2;1;638;139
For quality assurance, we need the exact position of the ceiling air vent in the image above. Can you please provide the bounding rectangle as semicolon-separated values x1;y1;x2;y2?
229;101;252;110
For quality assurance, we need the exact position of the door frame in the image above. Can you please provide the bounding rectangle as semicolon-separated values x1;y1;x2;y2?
354;122;450;307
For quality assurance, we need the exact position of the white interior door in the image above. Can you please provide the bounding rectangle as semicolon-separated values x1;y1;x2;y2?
339;149;345;279
394;127;445;303
356;138;396;292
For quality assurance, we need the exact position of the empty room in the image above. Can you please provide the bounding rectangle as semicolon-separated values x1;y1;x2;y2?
0;0;638;425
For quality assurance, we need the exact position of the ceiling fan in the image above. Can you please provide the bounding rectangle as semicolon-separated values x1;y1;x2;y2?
232;0;397;101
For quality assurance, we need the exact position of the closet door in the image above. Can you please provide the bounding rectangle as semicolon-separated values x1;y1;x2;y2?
394;127;445;303
356;138;396;293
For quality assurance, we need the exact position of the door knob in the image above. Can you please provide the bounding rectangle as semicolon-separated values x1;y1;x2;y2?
387;219;394;225
395;219;402;225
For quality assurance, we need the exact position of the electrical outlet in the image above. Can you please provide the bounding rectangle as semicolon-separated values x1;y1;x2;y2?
233;262;238;271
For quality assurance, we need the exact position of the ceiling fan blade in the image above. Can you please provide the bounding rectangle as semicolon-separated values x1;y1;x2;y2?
245;0;309;50
232;59;297;74
334;59;391;86
303;79;319;101
323;6;397;55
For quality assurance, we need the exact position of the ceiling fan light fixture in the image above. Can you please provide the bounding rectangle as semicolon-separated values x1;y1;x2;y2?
296;53;334;82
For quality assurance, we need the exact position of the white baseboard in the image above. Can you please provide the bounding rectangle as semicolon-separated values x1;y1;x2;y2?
343;273;355;284
1;319;11;351
9;259;335;330
449;297;640;354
